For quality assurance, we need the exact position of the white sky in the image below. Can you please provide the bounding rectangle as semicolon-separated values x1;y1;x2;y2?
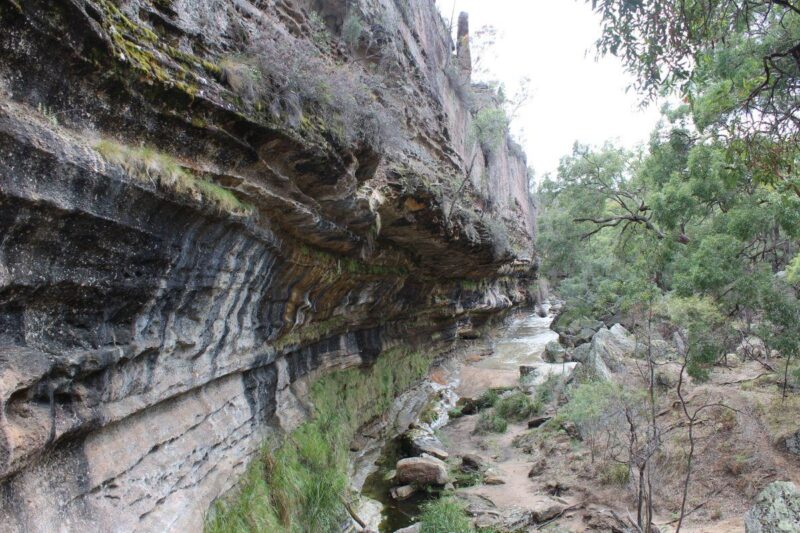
435;0;663;181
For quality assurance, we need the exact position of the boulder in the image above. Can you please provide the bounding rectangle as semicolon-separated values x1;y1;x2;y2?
570;343;592;364
390;485;416;501
585;325;636;378
744;481;800;532
527;458;546;478
483;469;505;485
530;499;566;523
527;415;552;429
575;327;597;345
737;336;768;360
403;428;448;460
543;341;567;363
784;430;800;456
635;338;677;361
354;496;383;532
396;456;449;486
461;453;487;472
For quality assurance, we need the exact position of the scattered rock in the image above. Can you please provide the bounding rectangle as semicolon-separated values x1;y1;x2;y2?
737;336;768;360
527;415;551;429
530;499;566;523
784;430;800;456
483;469;505;485
403;428;449;460
544;479;570;496
527;458;546;478
390;485;416;501
395;456;449;486
744;481;800;532
461;453;487;472
570;342;592;363
353;496;383;533
444;482;455;491
582;506;628;532
543;341;567;363
519;365;537;377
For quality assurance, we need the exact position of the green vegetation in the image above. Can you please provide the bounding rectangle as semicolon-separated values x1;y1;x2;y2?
418;497;473;533
599;462;630;487
472;107;508;152
95;139;253;215
206;347;432;532
495;391;537;422
473;410;508;434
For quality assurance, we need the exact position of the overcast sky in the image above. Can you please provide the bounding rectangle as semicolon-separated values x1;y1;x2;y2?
435;0;663;181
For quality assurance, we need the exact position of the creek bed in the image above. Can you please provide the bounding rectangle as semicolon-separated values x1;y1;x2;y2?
355;310;565;531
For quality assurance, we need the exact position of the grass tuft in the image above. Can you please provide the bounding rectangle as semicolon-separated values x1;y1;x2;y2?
95;139;252;215
495;391;537;422
418;497;473;533
205;347;432;532
473;411;508;434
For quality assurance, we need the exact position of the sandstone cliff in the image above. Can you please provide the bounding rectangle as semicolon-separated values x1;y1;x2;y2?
0;0;535;530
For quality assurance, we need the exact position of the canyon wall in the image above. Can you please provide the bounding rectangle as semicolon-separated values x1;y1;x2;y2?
0;0;535;530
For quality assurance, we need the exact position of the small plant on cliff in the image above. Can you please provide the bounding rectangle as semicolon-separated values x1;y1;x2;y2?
471;107;508;152
342;12;364;49
220;23;396;149
95;139;252;215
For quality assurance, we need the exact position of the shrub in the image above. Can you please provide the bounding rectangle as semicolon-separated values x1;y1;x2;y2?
221;24;397;149
495;391;537;422
475;388;500;409
448;406;464;419
599;462;630;486
342;12;364;48
472;107;508;152
419;497;473;533
473;411;507;434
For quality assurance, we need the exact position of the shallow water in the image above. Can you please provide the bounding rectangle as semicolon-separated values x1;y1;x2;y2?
477;313;558;370
361;310;563;532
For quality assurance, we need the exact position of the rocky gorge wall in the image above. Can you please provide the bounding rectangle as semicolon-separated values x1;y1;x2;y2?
0;0;535;530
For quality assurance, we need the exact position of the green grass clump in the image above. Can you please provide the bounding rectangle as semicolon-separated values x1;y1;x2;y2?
495;391;537;422
475;388;500;409
473;411;507;434
95;139;253;215
448;406;464;419
205;347;432;532
418;497;473;533
599;462;630;486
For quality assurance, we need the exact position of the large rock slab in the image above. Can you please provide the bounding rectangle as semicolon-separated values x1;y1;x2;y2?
395;456;450;486
744;481;800;532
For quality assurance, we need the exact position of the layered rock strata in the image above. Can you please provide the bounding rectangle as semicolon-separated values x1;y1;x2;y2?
0;0;535;530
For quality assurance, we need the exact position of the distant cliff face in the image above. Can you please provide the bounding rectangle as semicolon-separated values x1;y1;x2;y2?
0;0;535;530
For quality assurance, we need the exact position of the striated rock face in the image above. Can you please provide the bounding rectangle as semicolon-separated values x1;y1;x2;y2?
0;0;535;530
